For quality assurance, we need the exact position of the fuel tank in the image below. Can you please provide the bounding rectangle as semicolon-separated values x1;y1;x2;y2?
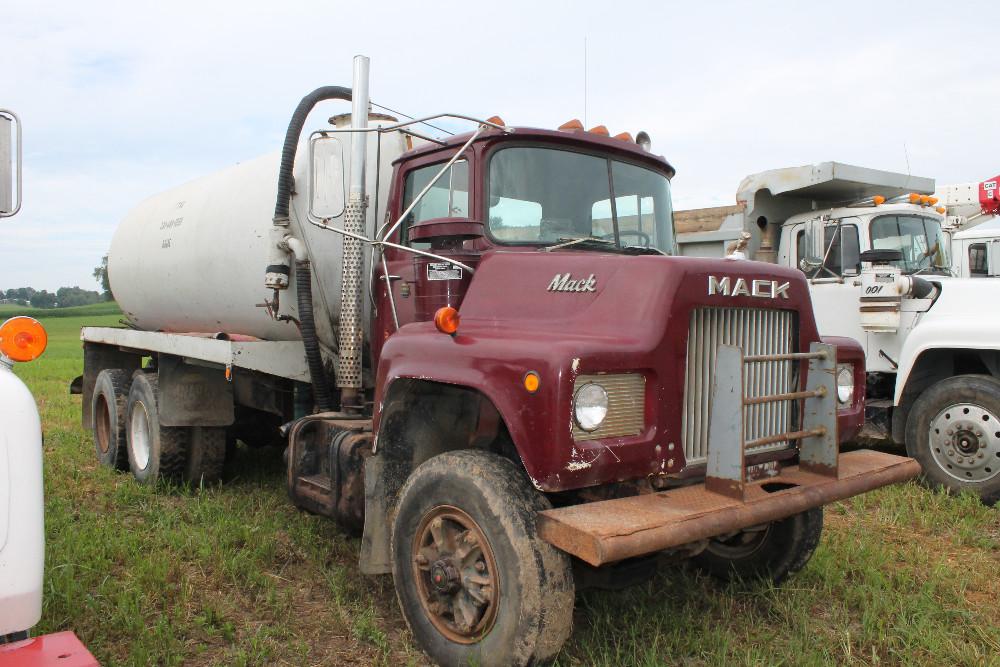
107;115;407;348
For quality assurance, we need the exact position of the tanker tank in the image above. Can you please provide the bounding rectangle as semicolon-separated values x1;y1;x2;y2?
107;116;406;352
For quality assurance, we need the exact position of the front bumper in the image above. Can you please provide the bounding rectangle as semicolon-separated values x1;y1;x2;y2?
537;449;919;566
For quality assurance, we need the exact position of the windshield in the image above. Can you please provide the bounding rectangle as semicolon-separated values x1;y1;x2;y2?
870;215;950;274
486;146;675;253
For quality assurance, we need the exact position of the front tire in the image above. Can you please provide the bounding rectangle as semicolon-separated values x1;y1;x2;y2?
391;450;574;667
691;507;823;584
125;371;187;485
905;375;1000;505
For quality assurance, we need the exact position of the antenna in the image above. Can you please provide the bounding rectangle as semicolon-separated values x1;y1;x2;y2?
583;37;588;128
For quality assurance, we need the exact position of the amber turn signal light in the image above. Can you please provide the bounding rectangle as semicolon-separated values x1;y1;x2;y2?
434;306;460;336
0;316;48;362
523;371;540;393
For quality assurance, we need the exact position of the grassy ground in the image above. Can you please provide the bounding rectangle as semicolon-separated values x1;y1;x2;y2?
0;300;123;319
12;312;1000;666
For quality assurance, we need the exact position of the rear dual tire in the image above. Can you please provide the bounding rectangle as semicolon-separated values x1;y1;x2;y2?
125;371;187;485
92;369;132;470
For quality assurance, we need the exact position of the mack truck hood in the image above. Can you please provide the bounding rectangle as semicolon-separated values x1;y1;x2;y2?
377;249;825;492
894;276;1000;404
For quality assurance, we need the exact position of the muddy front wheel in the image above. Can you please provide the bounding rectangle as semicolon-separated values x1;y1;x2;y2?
391;450;574;667
691;507;823;584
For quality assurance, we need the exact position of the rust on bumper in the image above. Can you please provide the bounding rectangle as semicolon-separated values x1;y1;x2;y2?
537;449;920;567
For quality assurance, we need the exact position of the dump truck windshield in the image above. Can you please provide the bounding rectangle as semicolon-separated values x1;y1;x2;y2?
870;215;950;274
486;146;675;253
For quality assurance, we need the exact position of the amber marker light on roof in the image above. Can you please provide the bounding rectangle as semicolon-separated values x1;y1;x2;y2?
523;371;541;393
434;306;460;336
588;125;610;136
0;316;48;363
558;119;584;131
873;195;886;205
485;115;506;127
936;206;947;214
909;193;921;204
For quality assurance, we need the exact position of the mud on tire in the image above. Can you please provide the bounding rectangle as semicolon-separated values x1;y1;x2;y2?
391;450;575;667
125;371;187;484
92;368;132;470
691;507;823;584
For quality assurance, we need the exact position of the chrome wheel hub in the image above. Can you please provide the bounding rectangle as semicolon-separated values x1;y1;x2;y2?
130;401;152;470
929;403;1000;483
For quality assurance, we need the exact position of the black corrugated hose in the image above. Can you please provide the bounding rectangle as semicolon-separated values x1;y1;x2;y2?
296;260;335;412
274;86;352;413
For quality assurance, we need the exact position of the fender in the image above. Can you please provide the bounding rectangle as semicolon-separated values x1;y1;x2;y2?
820;335;866;442
0;366;44;637
893;317;1000;405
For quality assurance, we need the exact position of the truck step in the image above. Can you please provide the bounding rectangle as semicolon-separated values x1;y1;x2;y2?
536;450;919;567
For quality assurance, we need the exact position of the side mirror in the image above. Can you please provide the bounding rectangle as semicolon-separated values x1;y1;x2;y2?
798;218;825;272
0;109;21;218
308;134;346;221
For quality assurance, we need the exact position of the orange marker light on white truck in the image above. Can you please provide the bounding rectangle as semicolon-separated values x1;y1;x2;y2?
0;316;47;362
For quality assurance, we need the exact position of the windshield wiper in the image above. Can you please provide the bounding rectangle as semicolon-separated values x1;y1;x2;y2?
541;237;615;252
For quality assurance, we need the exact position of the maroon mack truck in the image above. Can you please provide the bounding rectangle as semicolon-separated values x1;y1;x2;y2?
76;56;919;666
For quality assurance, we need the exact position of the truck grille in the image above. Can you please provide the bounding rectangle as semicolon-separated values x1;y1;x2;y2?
682;307;796;465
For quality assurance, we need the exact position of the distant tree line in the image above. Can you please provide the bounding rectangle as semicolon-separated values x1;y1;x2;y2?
1;285;109;308
0;256;113;308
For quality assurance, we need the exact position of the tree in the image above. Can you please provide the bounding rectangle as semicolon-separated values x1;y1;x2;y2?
30;290;56;308
93;255;111;300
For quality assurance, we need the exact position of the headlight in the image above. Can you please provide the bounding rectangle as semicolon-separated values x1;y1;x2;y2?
574;382;609;432
836;364;854;405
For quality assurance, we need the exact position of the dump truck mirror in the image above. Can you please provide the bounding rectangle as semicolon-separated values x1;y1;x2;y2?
799;218;825;272
308;134;346;221
0;109;21;218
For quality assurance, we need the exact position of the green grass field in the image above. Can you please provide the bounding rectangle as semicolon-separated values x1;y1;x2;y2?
11;311;1000;666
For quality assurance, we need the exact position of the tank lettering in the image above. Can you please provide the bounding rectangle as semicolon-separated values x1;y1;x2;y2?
159;217;184;230
161;238;171;248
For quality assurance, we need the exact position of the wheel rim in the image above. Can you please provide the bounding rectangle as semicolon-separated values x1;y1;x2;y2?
95;394;112;454
411;505;500;644
706;524;771;559
130;401;152;471
929;403;1000;483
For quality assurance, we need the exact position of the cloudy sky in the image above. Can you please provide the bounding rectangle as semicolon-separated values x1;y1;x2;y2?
1;0;996;291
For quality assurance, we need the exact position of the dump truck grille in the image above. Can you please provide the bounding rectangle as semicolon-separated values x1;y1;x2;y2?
682;307;796;465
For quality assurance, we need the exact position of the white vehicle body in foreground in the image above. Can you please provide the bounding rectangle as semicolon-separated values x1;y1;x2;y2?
936;178;1000;278
675;162;1000;502
0;359;44;638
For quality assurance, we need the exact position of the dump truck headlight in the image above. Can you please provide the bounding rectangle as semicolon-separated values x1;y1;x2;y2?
836;364;854;405
574;382;609;432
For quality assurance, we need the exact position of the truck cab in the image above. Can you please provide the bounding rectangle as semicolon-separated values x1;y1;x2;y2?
675;162;1000;503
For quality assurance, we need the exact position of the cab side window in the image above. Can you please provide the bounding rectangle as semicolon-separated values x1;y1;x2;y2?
400;160;469;248
796;224;860;277
969;243;988;277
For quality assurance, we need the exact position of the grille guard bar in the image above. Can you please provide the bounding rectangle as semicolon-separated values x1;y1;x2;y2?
537;449;920;567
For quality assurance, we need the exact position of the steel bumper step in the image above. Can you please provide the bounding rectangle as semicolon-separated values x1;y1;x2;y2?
537;449;920;567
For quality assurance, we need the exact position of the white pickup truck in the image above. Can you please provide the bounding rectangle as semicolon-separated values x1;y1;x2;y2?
674;162;1000;504
935;176;1000;278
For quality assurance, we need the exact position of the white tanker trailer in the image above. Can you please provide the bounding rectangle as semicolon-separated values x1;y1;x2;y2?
109;113;409;347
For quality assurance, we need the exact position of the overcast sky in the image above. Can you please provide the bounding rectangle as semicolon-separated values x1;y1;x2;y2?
1;0;997;291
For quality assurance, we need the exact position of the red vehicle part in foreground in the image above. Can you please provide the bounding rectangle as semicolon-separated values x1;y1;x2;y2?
0;633;98;667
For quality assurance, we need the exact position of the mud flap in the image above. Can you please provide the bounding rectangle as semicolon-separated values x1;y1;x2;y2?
359;454;392;575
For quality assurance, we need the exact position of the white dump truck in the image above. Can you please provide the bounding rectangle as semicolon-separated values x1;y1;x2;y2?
0;108;97;665
675;162;1000;504
936;176;1000;278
